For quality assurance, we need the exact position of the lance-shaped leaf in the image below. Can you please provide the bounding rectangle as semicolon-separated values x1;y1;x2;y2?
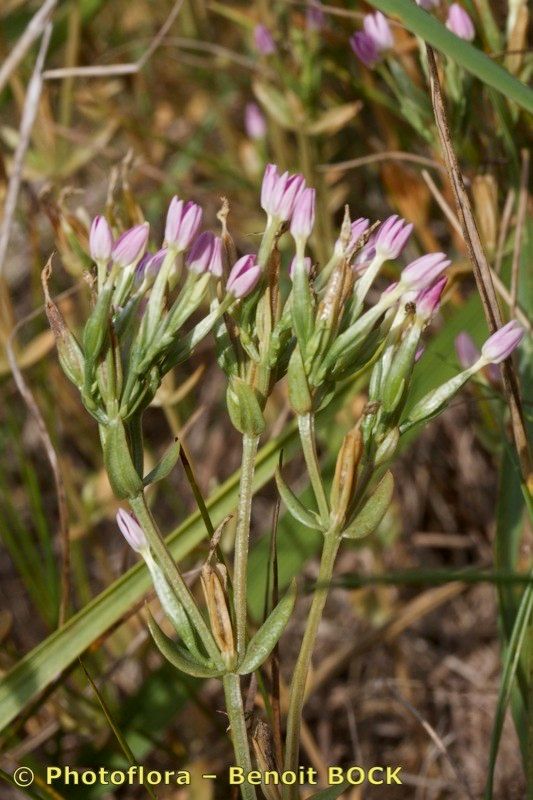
275;468;323;530
343;471;394;540
148;613;224;679
238;580;297;675
103;419;144;499
143;438;181;486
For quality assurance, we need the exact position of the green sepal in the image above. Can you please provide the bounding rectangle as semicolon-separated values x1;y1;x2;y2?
82;285;113;365
275;468;323;530
400;367;474;433
147;612;224;678
287;346;313;415
238;581;297;675
143;438;181;486
226;376;265;436
103;419;144;499
343;470;394;540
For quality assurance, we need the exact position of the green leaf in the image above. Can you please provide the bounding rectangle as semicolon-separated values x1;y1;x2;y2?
275;467;323;530
226;376;266;436
343;471;394;540
147;613;224;679
484;574;533;799
238;581;297;675
366;0;533;113
143;438;181;486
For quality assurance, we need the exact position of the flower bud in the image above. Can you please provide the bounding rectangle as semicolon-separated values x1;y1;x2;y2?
290;187;316;243
375;215;413;260
89;216;113;262
226;254;261;298
306;0;325;31
401;252;450;291
116;509;147;553
416;276;447;320
455;332;480;369
254;24;276;55
165;197;203;251
245;102;267;140
446;4;475;41
375;428;400;467
261;164;306;221
350;31;379;67
481;320;524;364
186;232;223;276
111;222;149;268
363;11;393;50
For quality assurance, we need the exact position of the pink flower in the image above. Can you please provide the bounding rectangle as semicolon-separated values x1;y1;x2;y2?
401;252;450;290
455;332;480;369
446;4;475;41
165;197;203;251
481;320;524;364
116;509;147;552
111;223;149;267
290;187;316;242
186;232;223;276
306;0;325;31
416;276;447;320
363;11;393;51
245;103;267;139
254;24;276;55
375;215;413;260
350;31;380;68
227;254;261;298
260;164;306;221
89;216;113;261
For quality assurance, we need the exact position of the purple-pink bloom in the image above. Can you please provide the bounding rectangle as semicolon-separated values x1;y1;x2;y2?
245;103;267;140
254;24;276;55
401;252;450;290
350;31;380;68
416;276;447;320
481;320;524;364
289;256;312;280
90;215;113;262
261;164;306;221
363;11;393;51
415;345;425;363
375;215;413;260
165;197;203;251
306;0;325;31
116;509;147;553
455;332;480;369
353;242;376;273
186;232;223;276
446;4;475;41
290;187;316;241
111;222;149;268
227;254;261;298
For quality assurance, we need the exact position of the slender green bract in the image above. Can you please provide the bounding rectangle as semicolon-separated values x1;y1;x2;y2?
366;0;533;113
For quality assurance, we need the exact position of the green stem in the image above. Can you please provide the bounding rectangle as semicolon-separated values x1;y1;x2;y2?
128;492;223;668
222;672;257;800
234;434;260;657
283;530;340;799
298;413;329;526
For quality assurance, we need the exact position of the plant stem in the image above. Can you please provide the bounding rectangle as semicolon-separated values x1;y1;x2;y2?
283;530;340;799
298;413;330;526
234;434;260;657
129;492;223;668
222;672;257;800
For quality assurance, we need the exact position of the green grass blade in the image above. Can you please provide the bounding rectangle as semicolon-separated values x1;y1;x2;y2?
484;576;533;799
366;0;533;113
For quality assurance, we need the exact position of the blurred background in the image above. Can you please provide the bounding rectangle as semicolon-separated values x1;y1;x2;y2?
0;1;531;797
